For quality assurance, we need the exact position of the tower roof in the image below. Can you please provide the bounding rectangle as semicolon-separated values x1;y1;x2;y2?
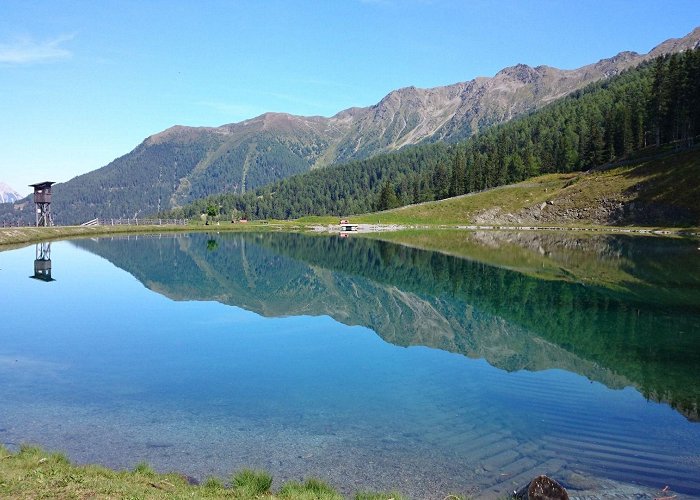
29;181;56;188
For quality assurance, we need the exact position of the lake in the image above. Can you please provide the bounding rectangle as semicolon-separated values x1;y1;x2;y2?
1;231;699;498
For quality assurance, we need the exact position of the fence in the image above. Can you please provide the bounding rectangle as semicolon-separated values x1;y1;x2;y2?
3;218;189;228
85;218;188;226
1;221;33;227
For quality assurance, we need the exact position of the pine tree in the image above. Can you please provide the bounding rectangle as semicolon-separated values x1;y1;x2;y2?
377;181;399;211
432;162;450;200
449;148;467;197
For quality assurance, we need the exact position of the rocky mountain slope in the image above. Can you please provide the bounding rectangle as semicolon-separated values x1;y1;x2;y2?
3;28;699;225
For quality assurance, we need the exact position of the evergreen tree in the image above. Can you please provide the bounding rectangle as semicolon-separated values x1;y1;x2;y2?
377;181;400;211
449;148;467;197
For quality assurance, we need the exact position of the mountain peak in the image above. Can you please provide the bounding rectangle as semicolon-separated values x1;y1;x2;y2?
495;63;540;83
649;26;700;57
146;124;226;146
0;182;22;203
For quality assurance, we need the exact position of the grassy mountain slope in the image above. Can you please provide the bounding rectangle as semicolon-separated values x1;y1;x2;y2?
349;148;700;227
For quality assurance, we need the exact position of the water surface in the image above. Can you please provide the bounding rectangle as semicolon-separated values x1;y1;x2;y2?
1;232;699;498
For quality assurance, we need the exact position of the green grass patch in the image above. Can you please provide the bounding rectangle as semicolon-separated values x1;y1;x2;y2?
348;148;700;229
0;220;306;248
279;478;343;500
354;491;407;500
0;444;395;499
232;468;274;496
349;174;574;225
133;461;157;476
202;476;226;490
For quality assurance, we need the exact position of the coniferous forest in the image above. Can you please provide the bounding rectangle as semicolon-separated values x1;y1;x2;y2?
166;48;700;221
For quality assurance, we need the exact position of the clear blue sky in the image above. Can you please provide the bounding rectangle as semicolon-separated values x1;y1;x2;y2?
1;0;698;195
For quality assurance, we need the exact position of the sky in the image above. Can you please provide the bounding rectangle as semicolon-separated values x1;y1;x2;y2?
1;0;698;195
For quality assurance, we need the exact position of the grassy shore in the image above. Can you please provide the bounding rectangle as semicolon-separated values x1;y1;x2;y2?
0;221;303;248
0;445;410;500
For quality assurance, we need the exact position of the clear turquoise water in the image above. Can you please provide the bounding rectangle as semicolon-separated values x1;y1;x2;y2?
1;233;699;498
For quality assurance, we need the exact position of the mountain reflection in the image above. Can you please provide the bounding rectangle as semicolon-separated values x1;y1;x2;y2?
72;231;700;421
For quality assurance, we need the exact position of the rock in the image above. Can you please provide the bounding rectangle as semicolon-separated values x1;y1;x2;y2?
513;475;569;500
180;474;199;485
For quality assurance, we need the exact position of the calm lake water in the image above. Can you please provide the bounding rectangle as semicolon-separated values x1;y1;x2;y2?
1;231;699;498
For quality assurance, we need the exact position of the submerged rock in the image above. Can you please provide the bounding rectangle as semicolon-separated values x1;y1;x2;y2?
513;475;569;500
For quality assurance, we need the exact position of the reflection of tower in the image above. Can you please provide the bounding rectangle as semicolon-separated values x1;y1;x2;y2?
30;242;55;282
29;181;56;227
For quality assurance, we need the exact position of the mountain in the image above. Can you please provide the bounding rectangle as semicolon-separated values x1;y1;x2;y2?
0;182;22;204
170;47;700;224
2;28;699;225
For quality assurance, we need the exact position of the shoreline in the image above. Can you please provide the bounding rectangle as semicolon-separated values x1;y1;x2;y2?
0;444;671;499
310;222;700;236
2;222;698;248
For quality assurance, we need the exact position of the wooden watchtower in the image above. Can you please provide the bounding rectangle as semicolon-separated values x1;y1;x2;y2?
29;181;56;227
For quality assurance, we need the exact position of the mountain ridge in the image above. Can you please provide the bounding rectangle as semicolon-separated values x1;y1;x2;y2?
2;27;699;225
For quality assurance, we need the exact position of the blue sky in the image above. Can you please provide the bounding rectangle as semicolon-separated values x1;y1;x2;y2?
1;0;698;194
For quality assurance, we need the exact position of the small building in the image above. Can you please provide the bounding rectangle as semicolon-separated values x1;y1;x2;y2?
29;181;56;227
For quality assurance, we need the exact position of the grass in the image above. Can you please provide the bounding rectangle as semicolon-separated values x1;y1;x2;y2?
354;492;408;500
347;148;700;231
1;444;449;499
0;444;260;498
279;478;343;500
0;220;304;247
0;444;196;499
232;469;274;496
352;173;575;226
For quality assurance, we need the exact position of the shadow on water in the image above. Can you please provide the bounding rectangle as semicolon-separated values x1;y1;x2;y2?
73;231;700;422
